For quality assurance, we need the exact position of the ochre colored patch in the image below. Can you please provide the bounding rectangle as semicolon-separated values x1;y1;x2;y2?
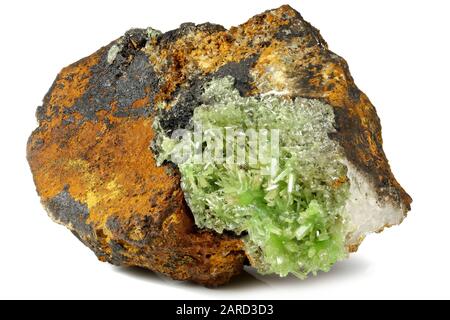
27;47;246;286
146;5;294;104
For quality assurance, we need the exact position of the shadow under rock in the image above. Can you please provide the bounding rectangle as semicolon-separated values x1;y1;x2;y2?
112;255;370;289
245;255;371;287
113;265;268;289
113;266;168;284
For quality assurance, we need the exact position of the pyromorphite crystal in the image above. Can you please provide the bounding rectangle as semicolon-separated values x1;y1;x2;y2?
27;5;412;286
155;77;350;277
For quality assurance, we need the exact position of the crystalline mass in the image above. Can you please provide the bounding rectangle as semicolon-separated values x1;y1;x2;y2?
157;77;351;277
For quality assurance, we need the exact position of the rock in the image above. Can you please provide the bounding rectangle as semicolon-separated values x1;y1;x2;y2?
27;5;411;286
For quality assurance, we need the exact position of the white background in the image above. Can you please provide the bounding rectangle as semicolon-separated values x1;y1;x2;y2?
1;0;449;300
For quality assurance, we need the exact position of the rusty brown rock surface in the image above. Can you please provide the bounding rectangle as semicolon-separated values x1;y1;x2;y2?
27;5;411;286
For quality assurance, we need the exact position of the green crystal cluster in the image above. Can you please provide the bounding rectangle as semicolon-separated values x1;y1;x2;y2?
155;77;351;278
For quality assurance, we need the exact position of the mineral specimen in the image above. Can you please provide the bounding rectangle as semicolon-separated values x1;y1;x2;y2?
27;5;412;286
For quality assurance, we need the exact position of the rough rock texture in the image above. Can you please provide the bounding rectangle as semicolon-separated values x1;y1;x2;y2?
27;5;411;286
